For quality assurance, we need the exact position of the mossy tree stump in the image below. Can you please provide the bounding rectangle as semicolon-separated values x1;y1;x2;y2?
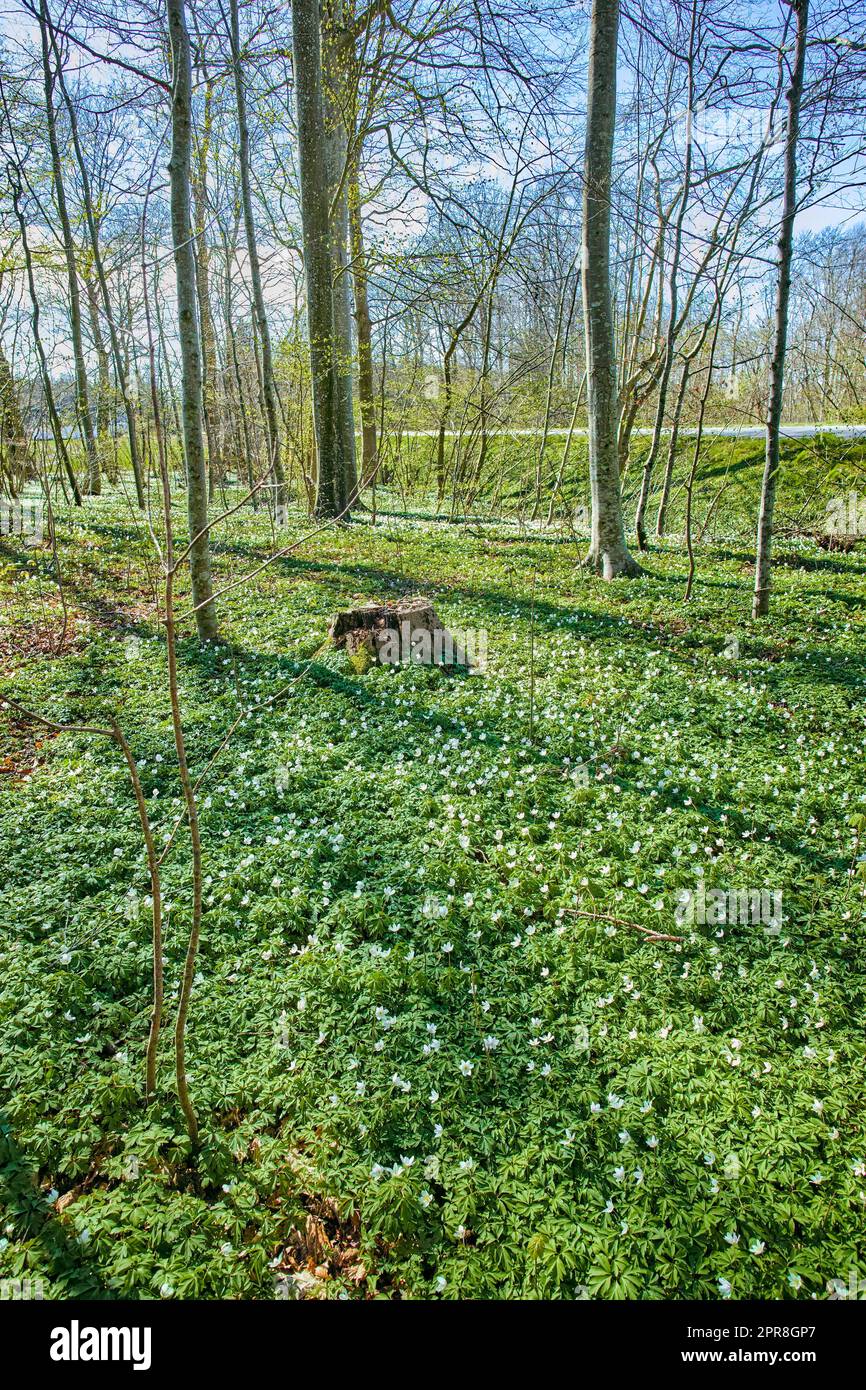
329;596;468;668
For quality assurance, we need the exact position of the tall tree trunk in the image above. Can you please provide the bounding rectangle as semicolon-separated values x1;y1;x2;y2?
531;258;575;522
322;3;357;502
348;163;377;483
436;343;453;503
753;0;809;618
46;11;146;508
84;271;112;439
39;1;99;494
685;297;723;601
582;0;640;577
655;360;690;538
473;289;495;498
633;3;697;549
8;167;81;505
655;304;718;538
192;78;221;500
167;0;218;641
228;0;287;515
292;0;349;518
546;373;586;527
220;216;258;506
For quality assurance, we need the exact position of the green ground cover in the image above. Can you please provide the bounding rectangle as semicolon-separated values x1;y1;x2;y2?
1;439;864;1299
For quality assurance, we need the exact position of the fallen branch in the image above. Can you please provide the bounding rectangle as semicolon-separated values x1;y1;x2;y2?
565;907;682;943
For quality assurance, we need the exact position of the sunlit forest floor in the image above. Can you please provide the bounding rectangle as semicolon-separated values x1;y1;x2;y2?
1;438;865;1299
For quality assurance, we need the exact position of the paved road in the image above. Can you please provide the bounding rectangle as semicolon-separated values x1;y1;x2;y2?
402;424;866;439
678;424;866;439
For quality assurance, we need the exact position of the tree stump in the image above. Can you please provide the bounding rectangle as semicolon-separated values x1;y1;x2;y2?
329;596;469;668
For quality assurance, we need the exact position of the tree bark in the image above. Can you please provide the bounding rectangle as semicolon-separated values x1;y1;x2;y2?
322;4;358;501
292;0;349;518
348;162;377;484
582;0;641;577
168;0;218;641
753;0;809;618
83;271;112;459
192;77;221;500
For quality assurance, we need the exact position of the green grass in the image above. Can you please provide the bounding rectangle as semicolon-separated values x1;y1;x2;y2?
1;447;865;1300
380;429;866;533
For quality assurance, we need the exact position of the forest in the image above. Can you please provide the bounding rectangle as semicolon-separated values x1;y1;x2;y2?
0;0;865;1318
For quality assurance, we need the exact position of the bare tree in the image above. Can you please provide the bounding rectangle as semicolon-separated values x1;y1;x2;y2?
168;0;218;640
7;164;82;505
583;0;641;577
753;0;809;618
227;0;288;515
38;0;99;493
